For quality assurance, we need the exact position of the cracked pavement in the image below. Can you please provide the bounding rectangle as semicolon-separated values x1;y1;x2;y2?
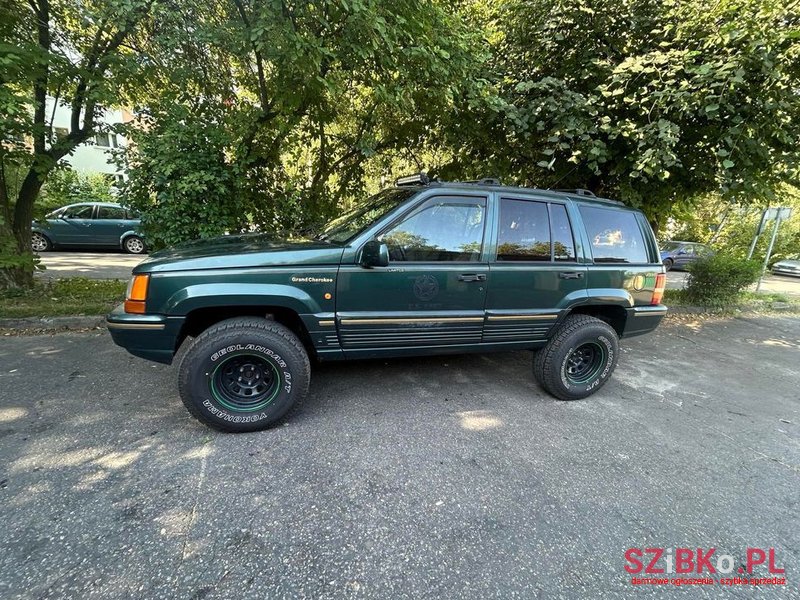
0;314;798;599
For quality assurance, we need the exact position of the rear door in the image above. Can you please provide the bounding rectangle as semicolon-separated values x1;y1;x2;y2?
336;193;489;355
484;196;586;344
93;205;128;246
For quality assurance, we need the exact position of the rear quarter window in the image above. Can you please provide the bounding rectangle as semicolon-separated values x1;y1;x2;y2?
579;206;649;264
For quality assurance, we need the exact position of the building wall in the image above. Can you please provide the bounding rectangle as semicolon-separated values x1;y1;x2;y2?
47;98;130;181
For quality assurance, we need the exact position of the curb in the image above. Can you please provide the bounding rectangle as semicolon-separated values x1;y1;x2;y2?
0;315;106;331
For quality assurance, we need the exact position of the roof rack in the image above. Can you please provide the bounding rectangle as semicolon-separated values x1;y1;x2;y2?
552;188;596;197
395;172;430;187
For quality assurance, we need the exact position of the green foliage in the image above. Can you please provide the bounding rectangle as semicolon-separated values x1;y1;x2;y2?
683;254;762;306
0;277;126;318
36;170;116;218
119;0;486;245
442;0;800;230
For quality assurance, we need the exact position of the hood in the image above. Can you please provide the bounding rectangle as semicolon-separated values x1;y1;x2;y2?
134;233;345;273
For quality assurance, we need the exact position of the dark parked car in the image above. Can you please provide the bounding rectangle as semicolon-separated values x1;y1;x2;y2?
108;175;667;433
772;258;800;277
659;241;713;271
31;202;146;254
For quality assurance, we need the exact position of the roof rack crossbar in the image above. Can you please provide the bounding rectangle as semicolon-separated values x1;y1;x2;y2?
552;188;597;197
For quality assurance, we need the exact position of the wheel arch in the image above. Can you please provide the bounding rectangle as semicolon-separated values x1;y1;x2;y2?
566;304;628;337
176;305;314;358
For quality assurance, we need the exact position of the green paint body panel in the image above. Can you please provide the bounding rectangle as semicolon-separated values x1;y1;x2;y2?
107;184;667;365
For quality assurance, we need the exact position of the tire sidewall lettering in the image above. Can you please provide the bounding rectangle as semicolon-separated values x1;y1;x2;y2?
210;343;288;368
202;343;293;420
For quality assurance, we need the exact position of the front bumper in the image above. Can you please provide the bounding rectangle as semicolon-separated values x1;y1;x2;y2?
106;304;185;364
772;267;800;278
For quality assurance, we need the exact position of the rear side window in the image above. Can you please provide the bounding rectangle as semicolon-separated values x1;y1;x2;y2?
496;198;576;262
579;206;648;263
96;206;126;219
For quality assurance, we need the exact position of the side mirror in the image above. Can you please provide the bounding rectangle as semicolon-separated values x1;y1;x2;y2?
360;240;389;268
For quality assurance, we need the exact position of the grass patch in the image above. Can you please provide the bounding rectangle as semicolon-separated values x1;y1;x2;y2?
663;287;800;312
0;278;127;319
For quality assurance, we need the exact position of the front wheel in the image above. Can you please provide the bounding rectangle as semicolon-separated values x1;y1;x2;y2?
663;258;673;272
533;315;620;401
178;317;311;432
123;235;146;254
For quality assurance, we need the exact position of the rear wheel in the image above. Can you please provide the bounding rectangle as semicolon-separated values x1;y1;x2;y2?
178;317;310;432
31;232;52;252
533;315;619;400
663;258;673;271
123;235;146;254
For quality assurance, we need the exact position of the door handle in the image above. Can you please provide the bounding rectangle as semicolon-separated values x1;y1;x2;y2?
558;271;584;280
458;273;487;282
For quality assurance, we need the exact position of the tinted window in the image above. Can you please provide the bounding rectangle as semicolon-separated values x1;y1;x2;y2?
550;204;576;262
62;205;94;219
96;206;126;219
380;198;485;262
497;199;550;261
580;206;649;263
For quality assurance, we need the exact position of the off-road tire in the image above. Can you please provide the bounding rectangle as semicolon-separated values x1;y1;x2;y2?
533;314;619;401
178;317;311;432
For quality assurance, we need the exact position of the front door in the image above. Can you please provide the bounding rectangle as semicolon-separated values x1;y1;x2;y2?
484;197;587;344
336;193;489;356
49;204;96;245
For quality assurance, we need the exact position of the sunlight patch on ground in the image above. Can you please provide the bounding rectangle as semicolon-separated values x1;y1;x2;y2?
0;407;27;422
458;410;503;431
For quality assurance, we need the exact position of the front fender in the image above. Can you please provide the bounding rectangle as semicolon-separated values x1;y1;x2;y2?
162;283;323;316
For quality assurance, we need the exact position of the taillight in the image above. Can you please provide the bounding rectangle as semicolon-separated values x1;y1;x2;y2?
124;274;150;314
651;273;666;305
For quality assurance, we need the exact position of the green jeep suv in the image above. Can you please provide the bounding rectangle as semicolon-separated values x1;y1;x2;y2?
108;177;667;432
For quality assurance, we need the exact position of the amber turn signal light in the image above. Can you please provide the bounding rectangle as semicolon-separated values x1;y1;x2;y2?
124;274;150;314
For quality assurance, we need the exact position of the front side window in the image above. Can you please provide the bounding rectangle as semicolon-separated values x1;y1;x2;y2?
62;205;94;219
379;197;486;262
96;206;126;219
580;206;649;263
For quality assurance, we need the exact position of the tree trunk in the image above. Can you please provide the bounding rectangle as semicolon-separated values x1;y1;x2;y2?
0;170;45;288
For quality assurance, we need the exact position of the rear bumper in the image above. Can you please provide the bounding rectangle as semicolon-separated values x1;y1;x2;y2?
622;305;667;338
106;304;184;364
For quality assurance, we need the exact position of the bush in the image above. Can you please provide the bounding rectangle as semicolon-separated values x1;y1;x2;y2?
684;254;762;307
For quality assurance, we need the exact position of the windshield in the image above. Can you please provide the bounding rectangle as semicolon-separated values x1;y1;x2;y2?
318;188;416;244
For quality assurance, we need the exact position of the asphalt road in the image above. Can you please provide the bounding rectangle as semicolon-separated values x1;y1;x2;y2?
0;315;798;598
36;252;145;280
